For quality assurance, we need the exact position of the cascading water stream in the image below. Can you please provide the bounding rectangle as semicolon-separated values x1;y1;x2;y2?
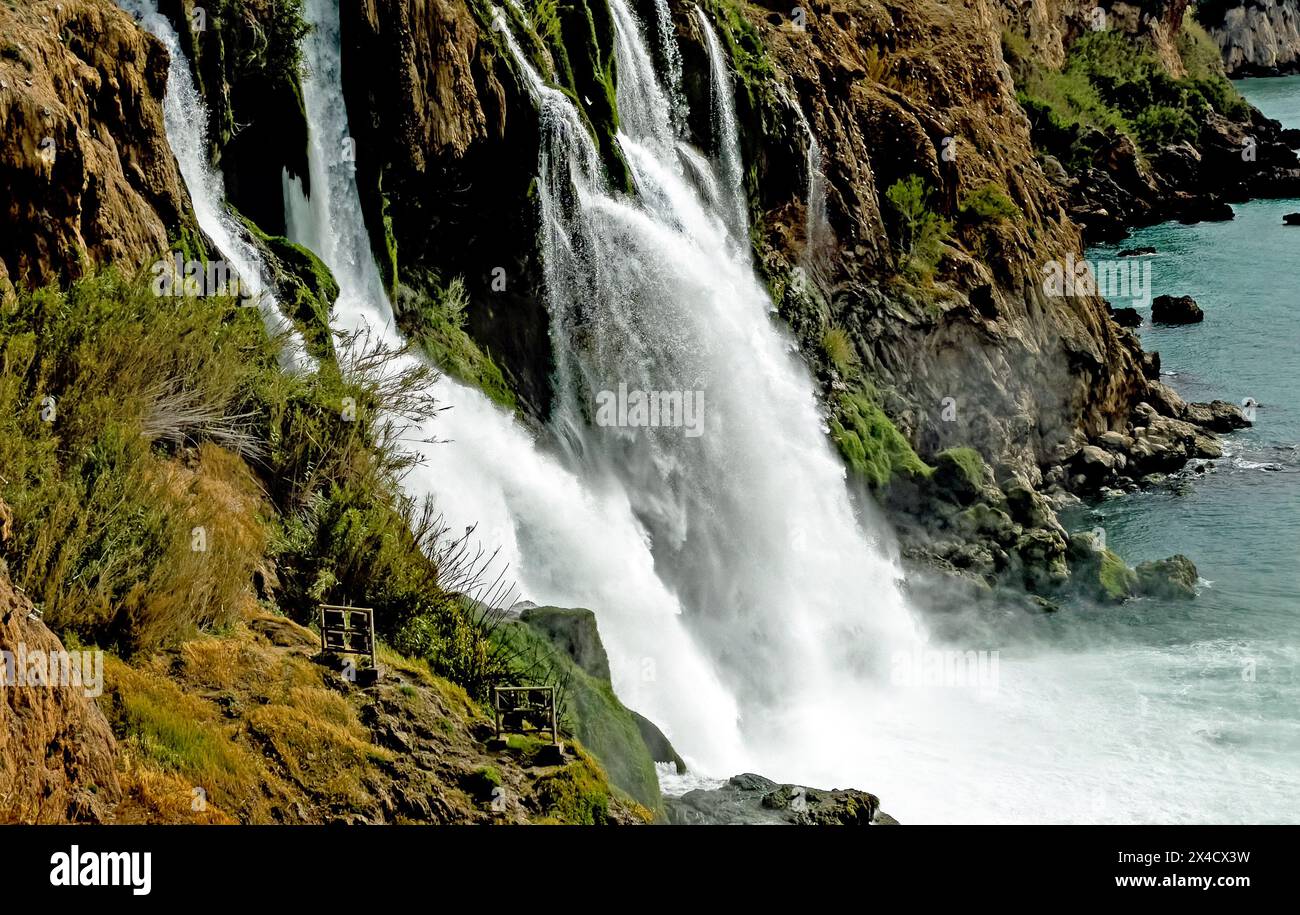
511;0;922;768
691;7;748;241
117;0;314;375
284;0;748;772
777;85;831;267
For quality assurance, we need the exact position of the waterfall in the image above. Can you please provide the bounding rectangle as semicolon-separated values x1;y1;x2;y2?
779;86;831;268
117;0;314;374
651;0;687;132
692;7;748;240
285;0;748;771
501;0;921;777
128;0;922;792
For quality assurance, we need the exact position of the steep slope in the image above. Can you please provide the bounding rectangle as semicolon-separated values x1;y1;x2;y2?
0;561;120;824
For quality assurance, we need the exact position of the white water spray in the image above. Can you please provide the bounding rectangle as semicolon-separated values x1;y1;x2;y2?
692;7;748;240
504;1;921;774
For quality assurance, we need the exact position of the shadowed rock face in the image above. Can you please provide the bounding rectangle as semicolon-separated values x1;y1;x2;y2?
339;0;555;416
0;0;193;293
0;559;121;824
665;772;891;825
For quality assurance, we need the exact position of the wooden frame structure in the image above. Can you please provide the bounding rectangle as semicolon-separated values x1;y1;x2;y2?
318;604;377;671
491;686;558;744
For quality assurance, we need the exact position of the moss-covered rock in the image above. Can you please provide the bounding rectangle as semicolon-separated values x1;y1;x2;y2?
929;447;997;507
829;388;933;490
239;214;339;360
495;609;662;814
519;606;611;681
531;746;615;824
1097;549;1139;602
1135;555;1199;600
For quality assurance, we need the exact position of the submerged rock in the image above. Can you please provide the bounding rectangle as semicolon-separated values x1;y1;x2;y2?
1151;294;1205;324
1118;246;1157;257
664;773;891;825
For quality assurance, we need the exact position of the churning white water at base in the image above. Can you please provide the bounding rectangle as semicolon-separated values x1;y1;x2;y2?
117;0;313;374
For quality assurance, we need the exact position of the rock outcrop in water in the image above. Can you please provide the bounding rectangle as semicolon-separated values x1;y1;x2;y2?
1151;293;1205;323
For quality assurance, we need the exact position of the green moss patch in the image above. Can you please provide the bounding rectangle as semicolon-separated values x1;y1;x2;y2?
829;388;933;491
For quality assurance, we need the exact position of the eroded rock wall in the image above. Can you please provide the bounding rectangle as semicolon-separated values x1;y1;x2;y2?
0;561;120;824
0;0;193;289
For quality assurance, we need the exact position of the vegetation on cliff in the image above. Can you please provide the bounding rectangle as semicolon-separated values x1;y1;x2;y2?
0;268;649;822
1007;22;1247;169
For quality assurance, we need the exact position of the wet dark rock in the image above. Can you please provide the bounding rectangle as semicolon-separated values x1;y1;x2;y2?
1108;304;1143;328
1151;294;1205;325
664;773;889;825
630;711;686;775
1118;246;1156;257
1285;212;1300;226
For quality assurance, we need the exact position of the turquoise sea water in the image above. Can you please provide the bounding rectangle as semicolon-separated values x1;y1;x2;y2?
1063;77;1300;821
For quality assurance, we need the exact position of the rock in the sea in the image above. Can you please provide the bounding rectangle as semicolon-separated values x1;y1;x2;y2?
1073;444;1116;484
1284;213;1300;226
1118;246;1157;256
664;774;890;825
1108;305;1143;328
1151;294;1205;325
1135;555;1199;600
1183;399;1252;431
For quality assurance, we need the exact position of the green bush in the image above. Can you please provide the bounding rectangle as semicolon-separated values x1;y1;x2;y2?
1133;105;1199;148
959;185;1019;224
884;175;953;280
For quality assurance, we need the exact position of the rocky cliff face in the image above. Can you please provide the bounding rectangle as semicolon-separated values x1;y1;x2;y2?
744;0;1147;469
1205;0;1300;75
0;0;194;294
0;556;121;824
